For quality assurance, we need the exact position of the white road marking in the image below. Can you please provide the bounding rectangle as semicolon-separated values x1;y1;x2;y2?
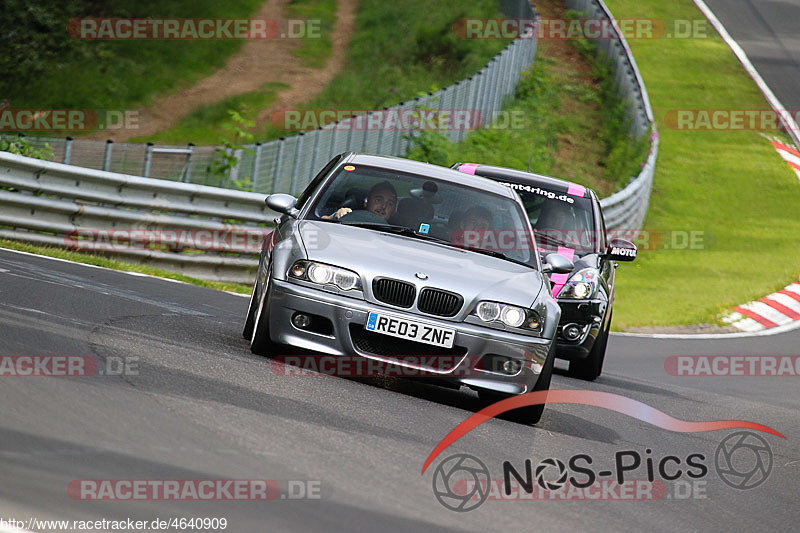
738;301;793;325
766;293;800;314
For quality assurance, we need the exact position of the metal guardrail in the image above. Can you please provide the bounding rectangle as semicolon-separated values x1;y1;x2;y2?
0;151;274;283
1;0;658;281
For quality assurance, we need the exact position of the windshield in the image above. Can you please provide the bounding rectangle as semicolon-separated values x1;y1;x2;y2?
501;181;598;257
306;164;538;267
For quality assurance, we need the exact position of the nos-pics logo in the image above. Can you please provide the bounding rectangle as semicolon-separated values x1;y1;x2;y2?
431;431;773;512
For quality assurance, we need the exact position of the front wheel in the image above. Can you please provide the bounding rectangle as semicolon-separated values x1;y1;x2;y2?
568;312;611;381
250;272;277;356
242;274;260;340
478;343;556;425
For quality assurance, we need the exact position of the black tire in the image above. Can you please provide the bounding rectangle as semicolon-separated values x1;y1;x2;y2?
250;272;276;356
242;274;260;340
478;343;556;426
568;312;611;381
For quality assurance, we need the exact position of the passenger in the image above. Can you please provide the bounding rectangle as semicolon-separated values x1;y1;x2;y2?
459;205;493;230
534;203;582;247
451;205;493;249
325;181;398;221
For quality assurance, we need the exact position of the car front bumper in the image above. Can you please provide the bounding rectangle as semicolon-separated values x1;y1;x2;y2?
553;298;607;361
267;279;553;395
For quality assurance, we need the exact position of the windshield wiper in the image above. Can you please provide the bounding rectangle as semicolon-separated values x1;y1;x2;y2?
536;232;570;248
462;246;536;269
347;223;450;244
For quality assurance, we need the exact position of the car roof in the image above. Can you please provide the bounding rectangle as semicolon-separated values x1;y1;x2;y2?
451;163;598;199
344;153;517;200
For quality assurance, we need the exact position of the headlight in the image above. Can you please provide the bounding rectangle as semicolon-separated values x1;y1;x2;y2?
476;301;501;322
557;268;599;299
501;306;525;328
288;261;361;291
472;301;542;332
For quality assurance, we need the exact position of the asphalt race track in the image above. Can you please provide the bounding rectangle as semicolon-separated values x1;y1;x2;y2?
703;0;800;112
0;248;797;532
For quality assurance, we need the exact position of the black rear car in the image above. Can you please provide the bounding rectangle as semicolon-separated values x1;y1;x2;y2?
452;163;637;380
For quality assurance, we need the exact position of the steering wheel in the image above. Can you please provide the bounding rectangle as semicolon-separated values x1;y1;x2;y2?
339;209;389;225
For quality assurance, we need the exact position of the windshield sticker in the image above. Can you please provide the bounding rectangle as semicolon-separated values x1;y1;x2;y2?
458;163;478;175
418;223;430;234
567;183;586;197
500;182;575;204
343;165;356;171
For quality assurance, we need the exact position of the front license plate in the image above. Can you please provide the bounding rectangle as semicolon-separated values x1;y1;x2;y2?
365;311;455;348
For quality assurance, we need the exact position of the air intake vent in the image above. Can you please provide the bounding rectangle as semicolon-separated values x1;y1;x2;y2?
372;278;416;308
418;288;462;317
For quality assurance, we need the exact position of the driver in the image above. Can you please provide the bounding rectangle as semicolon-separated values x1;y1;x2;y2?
326;181;398;221
534;203;582;248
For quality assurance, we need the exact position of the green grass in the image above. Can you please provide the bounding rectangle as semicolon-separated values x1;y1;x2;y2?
2;0;335;131
121;0;510;144
287;0;337;68
404;38;650;196
601;0;800;329
0;239;251;294
249;0;511;141
2;0;264;110
141;82;288;144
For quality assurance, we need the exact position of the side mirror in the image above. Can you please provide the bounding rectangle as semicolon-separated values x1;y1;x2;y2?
266;193;299;218
606;238;637;261
542;253;574;274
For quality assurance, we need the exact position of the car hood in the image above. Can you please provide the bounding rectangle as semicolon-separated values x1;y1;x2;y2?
296;220;545;307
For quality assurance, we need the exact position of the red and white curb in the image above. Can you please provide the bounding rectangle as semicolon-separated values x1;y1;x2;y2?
771;139;800;182
722;282;800;332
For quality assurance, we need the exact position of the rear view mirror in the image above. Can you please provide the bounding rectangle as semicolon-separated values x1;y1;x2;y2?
607;238;637;261
542;253;574;274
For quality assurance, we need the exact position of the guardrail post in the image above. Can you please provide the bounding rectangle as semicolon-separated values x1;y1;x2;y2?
182;143;195;183
392;101;406;155
63;137;73;165
479;64;492;123
143;142;154;178
272;137;285;194
290;132;305;196
309;130;321;177
361;112;371;152
102;140;113;171
375;108;387;154
329;126;340;161
251;142;262;191
226;148;243;187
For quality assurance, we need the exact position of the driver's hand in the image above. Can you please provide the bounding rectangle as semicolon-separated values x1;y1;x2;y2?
334;207;352;219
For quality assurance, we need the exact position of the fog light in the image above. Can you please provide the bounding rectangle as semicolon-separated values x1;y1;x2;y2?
502;359;522;374
292;313;311;329
563;323;582;341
